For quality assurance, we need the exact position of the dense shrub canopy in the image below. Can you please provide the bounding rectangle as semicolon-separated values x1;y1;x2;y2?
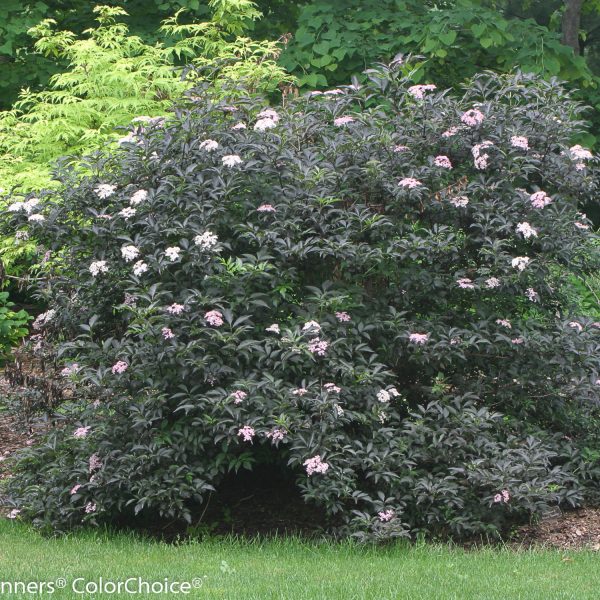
3;60;600;539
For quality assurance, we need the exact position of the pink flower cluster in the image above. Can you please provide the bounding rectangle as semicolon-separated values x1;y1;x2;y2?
496;319;512;329
85;502;97;514
238;426;255;442
266;428;287;442
292;388;308;396
407;84;436;99
409;332;429;344
529;191;552;208
442;126;460;138
303;455;329;476
398;178;422;189
308;338;329;356
510;136;529;150
111;361;128;374
167;303;185;315
456;278;475;290
493;489;510;504
257;204;276;213
70;484;82;495
378;509;395;522
89;453;102;473
161;327;175;339
324;383;341;393
434;155;452;169
334;116;355;126
516;222;538;239
73;426;91;439
485;277;501;289
472;141;493;170
231;390;248;404
205;310;224;327
461;108;485;127
335;311;351;322
266;324;280;333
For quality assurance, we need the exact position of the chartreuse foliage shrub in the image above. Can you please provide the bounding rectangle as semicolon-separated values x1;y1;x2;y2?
3;60;600;540
0;1;291;279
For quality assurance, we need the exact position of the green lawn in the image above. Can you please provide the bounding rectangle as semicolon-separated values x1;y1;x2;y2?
0;520;599;599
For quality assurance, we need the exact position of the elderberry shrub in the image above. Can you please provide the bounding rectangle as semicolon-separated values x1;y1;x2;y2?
3;61;599;539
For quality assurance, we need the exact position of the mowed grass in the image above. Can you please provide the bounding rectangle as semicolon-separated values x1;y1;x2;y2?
0;520;599;599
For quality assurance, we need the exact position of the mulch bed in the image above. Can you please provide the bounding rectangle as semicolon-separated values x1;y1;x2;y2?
512;508;600;551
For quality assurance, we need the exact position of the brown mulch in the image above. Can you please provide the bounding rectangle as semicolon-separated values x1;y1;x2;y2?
511;507;600;551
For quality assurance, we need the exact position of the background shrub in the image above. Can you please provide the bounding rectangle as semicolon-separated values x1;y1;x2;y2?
2;59;599;539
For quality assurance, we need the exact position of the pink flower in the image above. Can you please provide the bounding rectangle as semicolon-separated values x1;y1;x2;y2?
161;327;175;339
409;332;429;344
167;303;185;315
570;145;593;161
266;324;280;334
335;311;351;322
461;109;485;127
456;278;475;289
511;256;530;271
407;84;436;99
266;428;286;442
231;390;248;404
493;494;503;503
393;145;409;153
61;363;80;377
303;455;330;475
334;116;355;126
378;509;394;522
569;321;583;332
232;122;247;130
485;277;501;289
529;191;552;208
494;489;511;504
496;319;512;329
89;453;102;473
434;155;452;169
510;136;529;150
254;118;277;131
257;204;276;213
292;388;308;396
471;141;493;170
511;337;524;345
324;383;341;393
205;310;224;327
398;178;422;189
257;108;280;122
302;320;321;332
516;222;538;239
442;126;460;138
525;288;539;302
449;196;469;208
575;221;590;230
70;484;82;495
7;509;20;519
111;361;128;374
73;426;91;439
199;139;219;151
238;425;255;442
308;338;329;356
85;502;97;514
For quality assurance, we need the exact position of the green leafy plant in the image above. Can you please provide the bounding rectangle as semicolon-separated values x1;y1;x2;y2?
0;292;30;362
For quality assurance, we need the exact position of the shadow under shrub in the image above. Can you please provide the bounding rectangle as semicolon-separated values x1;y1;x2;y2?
2;60;600;540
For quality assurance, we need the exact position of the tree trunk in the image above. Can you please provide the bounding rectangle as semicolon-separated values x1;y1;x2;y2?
562;0;583;55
